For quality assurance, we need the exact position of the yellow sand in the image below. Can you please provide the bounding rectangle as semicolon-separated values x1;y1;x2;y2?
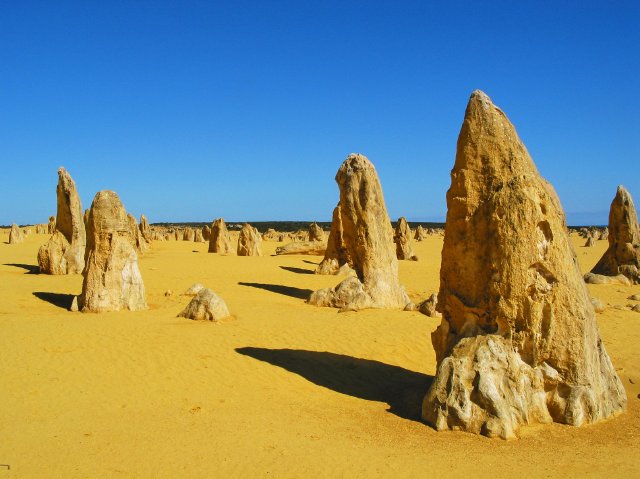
1;230;638;478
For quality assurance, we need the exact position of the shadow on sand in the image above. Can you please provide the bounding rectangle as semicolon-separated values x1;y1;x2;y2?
4;263;40;274
302;260;320;266
279;266;314;275
236;347;432;422
238;282;313;300
33;292;75;310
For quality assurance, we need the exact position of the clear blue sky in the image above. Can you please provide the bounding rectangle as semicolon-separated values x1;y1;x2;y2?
1;1;638;225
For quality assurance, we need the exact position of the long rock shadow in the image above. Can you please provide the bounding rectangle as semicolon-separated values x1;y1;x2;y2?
33;292;75;310
279;266;314;275
4;263;40;274
238;282;313;300
236;347;432;422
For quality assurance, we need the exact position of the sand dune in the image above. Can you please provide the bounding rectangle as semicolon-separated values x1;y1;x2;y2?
1;230;638;477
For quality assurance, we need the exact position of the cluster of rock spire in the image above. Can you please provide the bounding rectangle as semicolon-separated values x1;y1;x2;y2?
14;89;634;438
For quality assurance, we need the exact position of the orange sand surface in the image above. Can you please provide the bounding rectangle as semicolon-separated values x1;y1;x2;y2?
1;231;639;478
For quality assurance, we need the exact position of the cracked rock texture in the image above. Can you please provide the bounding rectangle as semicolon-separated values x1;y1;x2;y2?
422;91;626;439
77;190;147;312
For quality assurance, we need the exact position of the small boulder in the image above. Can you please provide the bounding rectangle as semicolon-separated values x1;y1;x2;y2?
591;297;606;313
178;288;231;322
418;294;439;317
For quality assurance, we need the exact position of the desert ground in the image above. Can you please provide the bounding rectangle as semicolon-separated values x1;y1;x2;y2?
1;229;638;478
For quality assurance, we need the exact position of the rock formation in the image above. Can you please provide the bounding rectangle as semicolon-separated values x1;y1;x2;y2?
394;217;418;261
183;227;195;242
178;288;231;322
587;186;640;284
418;293;438;317
128;213;149;254
209;218;233;254
275;241;326;255
47;216;56;234
315;203;352;275
262;228;279;241
414;225;427;242
422;91;626;439
237;223;262;256
9;224;24;244
308;154;411;309
584;235;595;247
202;225;211;241
308;222;325;242
37;168;87;274
194;229;205;243
76;190;147;312
139;214;153;243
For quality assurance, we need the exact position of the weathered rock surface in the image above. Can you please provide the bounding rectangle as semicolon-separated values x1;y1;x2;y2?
584;236;595;247
183;227;195;242
308;154;411;309
418;293;439;317
47;216;56;234
591;297;606;313
262;228;279;241
209;218;233;254
202;225;211;241
76;190;147;312
37;168;86;274
183;283;206;296
237;223;262;256
414;225;427;242
584;272;631;285
194;229;205;243
276;241;326;256
308;222;325;242
588;186;640;284
394;217;418;261
316;203;352;275
139;214;153;243
178;288;231;322
422;91;626;439
9;224;24;244
128;213;149;254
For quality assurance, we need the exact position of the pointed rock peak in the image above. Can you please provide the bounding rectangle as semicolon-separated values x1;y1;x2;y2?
424;92;626;438
588;185;640;283
616;185;632;203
